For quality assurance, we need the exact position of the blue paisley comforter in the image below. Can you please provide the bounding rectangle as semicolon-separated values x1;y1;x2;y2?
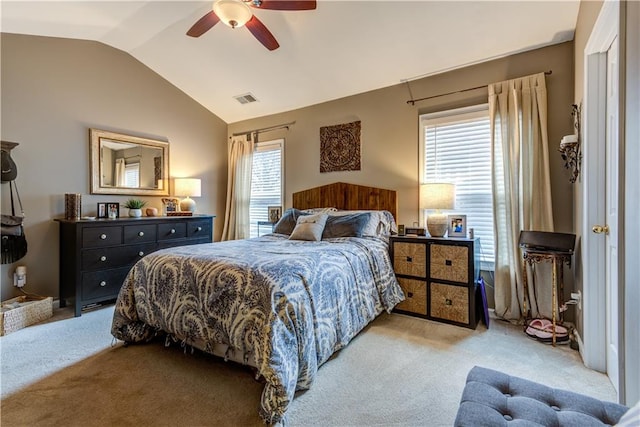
111;234;404;424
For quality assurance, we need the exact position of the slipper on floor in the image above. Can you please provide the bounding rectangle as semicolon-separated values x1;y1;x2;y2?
536;324;570;344
525;318;552;339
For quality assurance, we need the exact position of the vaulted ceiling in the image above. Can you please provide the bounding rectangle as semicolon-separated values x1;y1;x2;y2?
1;1;580;123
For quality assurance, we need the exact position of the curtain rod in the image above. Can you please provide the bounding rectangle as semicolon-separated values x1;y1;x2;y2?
406;70;552;106
231;121;296;137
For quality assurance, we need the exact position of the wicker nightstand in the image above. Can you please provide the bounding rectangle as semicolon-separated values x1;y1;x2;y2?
390;235;480;329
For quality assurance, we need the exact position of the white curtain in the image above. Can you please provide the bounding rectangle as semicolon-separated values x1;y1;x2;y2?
114;158;126;187
221;134;254;241
489;72;554;321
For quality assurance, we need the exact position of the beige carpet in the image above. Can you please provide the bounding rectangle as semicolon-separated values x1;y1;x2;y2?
0;305;616;426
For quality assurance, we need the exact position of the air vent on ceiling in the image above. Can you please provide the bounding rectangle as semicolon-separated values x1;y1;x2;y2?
234;93;258;105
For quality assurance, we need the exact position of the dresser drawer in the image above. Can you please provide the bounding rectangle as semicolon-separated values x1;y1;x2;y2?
393;242;426;277
81;267;131;301
395;278;427;315
82;243;156;270
158;222;187;240
124;224;157;244
187;220;212;238
429;282;469;325
82;226;123;248
429;243;468;283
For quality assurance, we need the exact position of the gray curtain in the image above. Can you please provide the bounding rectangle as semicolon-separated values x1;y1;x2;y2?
489;72;554;321
221;134;254;241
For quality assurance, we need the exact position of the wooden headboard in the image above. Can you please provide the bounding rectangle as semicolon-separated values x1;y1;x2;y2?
292;182;397;219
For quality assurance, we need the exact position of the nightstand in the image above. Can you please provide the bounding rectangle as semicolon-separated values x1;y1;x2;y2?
390;235;481;329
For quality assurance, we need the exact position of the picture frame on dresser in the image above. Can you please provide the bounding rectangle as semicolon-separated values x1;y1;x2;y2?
447;214;466;237
97;203;107;218
106;202;120;219
162;197;180;215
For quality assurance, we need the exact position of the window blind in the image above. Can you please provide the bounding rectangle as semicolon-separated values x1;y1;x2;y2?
250;139;284;237
421;106;495;270
124;163;140;188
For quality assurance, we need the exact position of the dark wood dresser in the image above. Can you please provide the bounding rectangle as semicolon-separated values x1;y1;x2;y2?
390;235;480;329
55;215;214;316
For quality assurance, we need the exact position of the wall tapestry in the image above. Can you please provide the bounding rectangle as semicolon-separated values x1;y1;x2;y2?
320;120;361;173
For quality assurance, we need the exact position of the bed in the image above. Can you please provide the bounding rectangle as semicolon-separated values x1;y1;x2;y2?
111;182;404;424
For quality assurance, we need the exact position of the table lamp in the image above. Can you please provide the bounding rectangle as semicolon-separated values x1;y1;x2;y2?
174;178;201;213
420;183;455;237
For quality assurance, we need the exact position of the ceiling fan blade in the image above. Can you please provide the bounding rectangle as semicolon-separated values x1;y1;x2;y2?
246;16;280;51
252;1;316;11
186;11;221;37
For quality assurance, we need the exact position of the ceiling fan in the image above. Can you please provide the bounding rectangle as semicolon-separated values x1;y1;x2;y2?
187;0;317;51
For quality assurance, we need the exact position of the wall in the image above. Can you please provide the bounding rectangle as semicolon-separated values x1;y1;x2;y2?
0;33;228;300
229;42;575;308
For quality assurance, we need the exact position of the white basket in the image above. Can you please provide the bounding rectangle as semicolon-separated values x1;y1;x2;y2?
1;296;53;336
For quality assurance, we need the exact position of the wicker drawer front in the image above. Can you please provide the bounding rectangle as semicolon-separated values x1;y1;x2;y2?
429;282;469;324
393;242;426;277
430;244;468;283
395;278;427;315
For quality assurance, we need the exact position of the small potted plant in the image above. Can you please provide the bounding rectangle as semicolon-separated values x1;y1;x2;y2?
124;199;147;218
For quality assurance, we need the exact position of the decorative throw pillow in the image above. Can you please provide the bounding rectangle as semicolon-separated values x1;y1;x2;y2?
289;213;328;241
322;212;372;239
273;208;309;235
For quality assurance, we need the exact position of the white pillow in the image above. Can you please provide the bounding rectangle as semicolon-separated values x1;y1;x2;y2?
289;213;328;241
301;207;337;214
615;400;640;426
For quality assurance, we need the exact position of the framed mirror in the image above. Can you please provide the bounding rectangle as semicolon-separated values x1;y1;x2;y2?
90;128;169;196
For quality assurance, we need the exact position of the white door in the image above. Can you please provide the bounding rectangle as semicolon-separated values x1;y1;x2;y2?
604;37;619;394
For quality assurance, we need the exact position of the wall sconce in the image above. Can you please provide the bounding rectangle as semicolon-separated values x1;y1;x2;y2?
559;103;581;183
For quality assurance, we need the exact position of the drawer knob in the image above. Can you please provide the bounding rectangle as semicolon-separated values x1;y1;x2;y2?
170;228;176;234
100;255;107;262
100;281;107;287
100;234;107;240
197;226;202;232
406;256;413;262
138;231;144;237
445;298;452;306
138;251;144;257
407;292;414;298
445;260;452;266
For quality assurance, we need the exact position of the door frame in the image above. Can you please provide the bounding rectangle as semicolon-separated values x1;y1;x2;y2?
582;0;619;374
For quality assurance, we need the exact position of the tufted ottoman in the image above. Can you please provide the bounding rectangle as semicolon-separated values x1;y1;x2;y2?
455;366;628;426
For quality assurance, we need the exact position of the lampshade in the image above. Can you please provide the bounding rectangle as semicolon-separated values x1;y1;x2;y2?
174;178;202;213
420;183;455;210
213;0;253;28
420;183;455;237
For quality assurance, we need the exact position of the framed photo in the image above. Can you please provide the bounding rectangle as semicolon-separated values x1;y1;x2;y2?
97;202;107;218
447;214;467;237
106;202;120;219
268;206;282;223
162;197;180;215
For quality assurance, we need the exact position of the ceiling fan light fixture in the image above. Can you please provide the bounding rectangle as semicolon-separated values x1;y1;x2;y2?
213;0;253;28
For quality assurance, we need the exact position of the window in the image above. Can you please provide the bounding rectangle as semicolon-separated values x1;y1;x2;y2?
249;139;284;238
124;162;140;188
420;105;496;270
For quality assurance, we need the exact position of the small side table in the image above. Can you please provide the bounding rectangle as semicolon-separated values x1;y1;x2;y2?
519;231;575;346
257;221;276;236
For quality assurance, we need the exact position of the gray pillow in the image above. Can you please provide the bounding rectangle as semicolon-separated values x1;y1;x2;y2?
322;212;373;239
289;213;328;241
273;209;309;235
